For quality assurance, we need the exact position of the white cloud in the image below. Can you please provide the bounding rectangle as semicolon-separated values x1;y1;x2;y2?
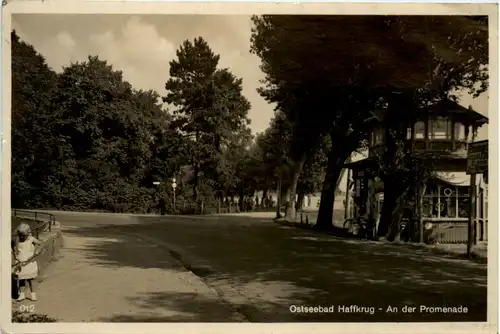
86;16;176;93
56;31;76;50
11;14;489;137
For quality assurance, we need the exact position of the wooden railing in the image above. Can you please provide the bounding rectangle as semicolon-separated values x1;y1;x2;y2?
12;209;56;239
430;221;468;244
370;139;469;157
429;218;487;244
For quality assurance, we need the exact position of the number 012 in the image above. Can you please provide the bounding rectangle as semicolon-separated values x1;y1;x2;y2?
20;304;35;312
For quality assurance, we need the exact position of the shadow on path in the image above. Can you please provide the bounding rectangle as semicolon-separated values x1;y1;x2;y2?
98;292;247;322
63;214;487;322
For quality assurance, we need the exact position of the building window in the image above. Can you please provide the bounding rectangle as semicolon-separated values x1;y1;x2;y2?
456;186;470;218
422;184;469;219
414;121;425;139
454;122;466;140
429;117;452;139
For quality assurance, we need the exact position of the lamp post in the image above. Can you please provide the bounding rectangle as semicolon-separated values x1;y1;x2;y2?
172;177;177;214
153;181;161;214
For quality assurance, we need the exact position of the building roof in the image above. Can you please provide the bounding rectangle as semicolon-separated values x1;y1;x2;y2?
424;99;488;126
433;171;486;187
365;99;488;126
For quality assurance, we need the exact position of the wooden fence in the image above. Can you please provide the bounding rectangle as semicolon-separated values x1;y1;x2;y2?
12;209;56;239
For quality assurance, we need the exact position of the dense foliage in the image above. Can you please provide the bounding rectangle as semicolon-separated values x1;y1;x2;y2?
12;32;323;214
250;15;488;234
11;32;252;213
12;14;488;243
163;37;252;211
12;310;57;323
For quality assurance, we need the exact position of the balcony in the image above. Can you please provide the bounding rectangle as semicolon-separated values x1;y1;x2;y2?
368;116;479;159
414;139;468;153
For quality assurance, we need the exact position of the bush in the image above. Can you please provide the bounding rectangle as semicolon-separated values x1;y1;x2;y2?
177;207;197;215
12;310;57;322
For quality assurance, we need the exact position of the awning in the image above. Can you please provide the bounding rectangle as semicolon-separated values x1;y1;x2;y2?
433;172;485;187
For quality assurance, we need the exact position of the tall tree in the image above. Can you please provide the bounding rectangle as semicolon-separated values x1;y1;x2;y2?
216;126;254;201
164;37;251;210
12;35;191;213
251;111;329;216
253;111;293;217
49;56;181;212
375;17;488;240
251;15;488;231
296;134;330;210
11;30;58;208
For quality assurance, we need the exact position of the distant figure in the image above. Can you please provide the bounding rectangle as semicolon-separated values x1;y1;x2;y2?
12;223;42;301
159;197;166;215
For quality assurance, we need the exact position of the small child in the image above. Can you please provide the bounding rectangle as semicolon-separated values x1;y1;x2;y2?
12;223;42;301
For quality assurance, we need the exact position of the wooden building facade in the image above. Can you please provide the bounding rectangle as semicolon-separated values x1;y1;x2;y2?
344;100;488;243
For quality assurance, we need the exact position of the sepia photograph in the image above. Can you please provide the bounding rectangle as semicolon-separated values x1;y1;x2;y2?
3;2;497;331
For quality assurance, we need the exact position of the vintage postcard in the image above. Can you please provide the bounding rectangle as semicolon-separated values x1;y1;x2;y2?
1;1;497;334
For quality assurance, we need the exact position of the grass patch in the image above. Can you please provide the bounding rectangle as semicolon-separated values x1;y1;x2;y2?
12;310;57;323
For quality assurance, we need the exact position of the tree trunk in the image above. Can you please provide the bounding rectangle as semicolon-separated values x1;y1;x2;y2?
194;130;200;213
238;190;245;212
387;186;411;242
284;156;307;221
316;140;352;230
282;185;292;209
316;164;344;229
296;191;305;211
378;93;419;241
276;178;282;218
261;189;268;207
378;177;411;241
193;165;199;210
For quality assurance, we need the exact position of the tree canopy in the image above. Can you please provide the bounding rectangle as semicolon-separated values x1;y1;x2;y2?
12;15;489;238
163;37;252;210
11;31;58;208
250;15;488;230
12;32;257;214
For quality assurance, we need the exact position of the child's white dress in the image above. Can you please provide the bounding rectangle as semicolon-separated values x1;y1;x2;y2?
14;236;38;280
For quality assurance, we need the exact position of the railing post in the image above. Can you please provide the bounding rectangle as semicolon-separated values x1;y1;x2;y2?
35;212;38;221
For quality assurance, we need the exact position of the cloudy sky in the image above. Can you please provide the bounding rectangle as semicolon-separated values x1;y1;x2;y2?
12;14;272;134
12;14;489;139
